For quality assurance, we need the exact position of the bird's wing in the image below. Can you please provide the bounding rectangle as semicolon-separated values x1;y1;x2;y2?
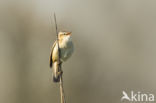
49;41;57;68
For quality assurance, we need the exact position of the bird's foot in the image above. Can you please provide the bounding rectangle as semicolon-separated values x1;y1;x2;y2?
57;70;63;76
58;61;62;66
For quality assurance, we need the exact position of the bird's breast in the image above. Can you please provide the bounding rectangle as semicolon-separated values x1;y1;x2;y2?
60;41;74;61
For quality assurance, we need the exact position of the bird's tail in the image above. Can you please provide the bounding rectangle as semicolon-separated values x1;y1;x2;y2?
52;62;60;83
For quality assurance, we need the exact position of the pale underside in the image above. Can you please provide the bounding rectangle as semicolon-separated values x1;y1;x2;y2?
52;40;74;63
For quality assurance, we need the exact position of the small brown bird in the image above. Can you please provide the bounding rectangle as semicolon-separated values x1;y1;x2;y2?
49;31;74;82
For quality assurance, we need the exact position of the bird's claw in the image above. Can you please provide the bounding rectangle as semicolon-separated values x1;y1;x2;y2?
58;61;62;66
58;70;63;76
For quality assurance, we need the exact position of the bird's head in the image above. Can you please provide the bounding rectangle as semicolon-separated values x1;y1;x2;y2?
58;31;72;41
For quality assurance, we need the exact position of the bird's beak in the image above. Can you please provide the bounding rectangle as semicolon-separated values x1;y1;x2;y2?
66;32;72;35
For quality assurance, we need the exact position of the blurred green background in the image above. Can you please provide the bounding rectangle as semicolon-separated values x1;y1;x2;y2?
0;0;156;103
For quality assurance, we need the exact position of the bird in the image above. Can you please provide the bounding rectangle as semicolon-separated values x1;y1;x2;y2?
49;31;74;82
